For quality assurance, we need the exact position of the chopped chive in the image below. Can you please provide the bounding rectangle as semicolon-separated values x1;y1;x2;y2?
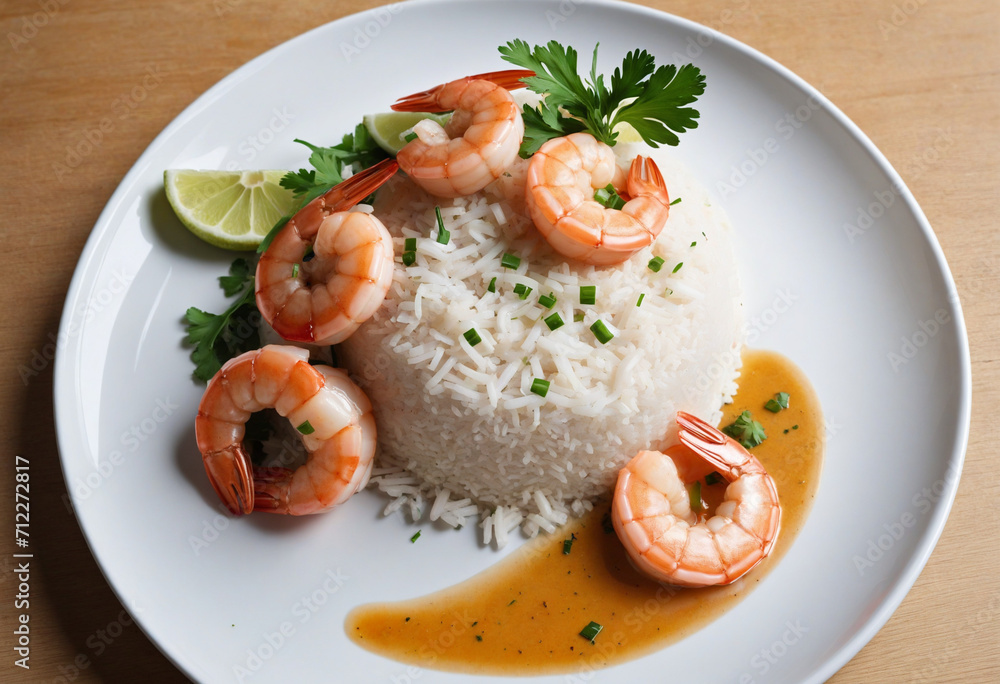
463;328;482;347
404;131;418;143
404;237;417;252
501;252;521;269
783;429;790;434
434;206;450;244
594;183;626;210
670;197;682;206
544;313;564;331
302;245;315;262
765;399;783;413
475;635;483;642
580;621;603;643
793;424;799;430
538;292;557;309
776;392;790;408
291;263;300;278
405;617;411;622
487;276;497;293
636;293;645;307
672;262;684;274
664;288;673;296
690;241;697;247
402;251;416;266
580;285;596;305
573;313;585;323
410;531;421;543
590;320;614;344
563;533;577;555
513;283;533;300
705;472;723;486
647;256;665;272
508;600;516;606
688;481;703;511
296;420;315;435
520;287;532;300
530;378;550;397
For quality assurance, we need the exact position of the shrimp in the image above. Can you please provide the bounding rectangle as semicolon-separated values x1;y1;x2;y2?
391;69;534;198
255;158;398;345
196;345;376;516
611;411;781;587
525;132;671;266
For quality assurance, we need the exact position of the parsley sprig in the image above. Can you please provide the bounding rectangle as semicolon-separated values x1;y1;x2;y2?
258;124;388;254
499;39;706;156
184;258;260;382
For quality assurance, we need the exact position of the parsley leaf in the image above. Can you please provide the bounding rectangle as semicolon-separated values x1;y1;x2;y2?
184;258;260;382
499;39;705;156
722;410;767;449
259;123;390;255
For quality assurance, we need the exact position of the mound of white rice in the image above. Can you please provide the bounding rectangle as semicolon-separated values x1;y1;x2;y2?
338;142;743;546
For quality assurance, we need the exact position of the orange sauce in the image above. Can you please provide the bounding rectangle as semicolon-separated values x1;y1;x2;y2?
347;350;823;673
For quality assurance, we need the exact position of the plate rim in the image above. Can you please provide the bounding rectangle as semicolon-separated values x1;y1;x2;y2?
53;0;973;681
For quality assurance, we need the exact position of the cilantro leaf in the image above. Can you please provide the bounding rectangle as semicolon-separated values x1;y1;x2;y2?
499;40;705;155
184;258;260;382
722;410;767;449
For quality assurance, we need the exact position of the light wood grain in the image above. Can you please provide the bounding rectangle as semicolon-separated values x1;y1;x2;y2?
1;0;996;681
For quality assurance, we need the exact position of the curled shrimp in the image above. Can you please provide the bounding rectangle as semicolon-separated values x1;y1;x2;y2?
196;345;376;516
255;159;398;345
525;132;671;265
612;411;781;587
391;69;534;198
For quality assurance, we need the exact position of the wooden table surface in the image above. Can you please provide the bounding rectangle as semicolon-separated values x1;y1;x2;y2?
1;0;997;681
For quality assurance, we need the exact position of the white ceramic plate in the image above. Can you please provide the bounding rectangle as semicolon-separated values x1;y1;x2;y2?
54;0;971;681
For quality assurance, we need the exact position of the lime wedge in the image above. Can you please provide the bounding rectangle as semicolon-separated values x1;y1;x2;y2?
612;122;644;144
164;169;299;251
363;112;452;155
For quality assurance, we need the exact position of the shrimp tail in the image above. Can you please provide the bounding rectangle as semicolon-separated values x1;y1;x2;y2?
676;411;747;481
391;69;534;112
251;466;294;513
203;446;254;515
317;158;400;213
626;156;669;207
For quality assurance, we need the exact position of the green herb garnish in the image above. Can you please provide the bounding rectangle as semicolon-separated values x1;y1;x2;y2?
594;183;626;210
290;263;299;278
636;293;645;307
410;531;421;543
544;313;565;331
688;480;702;511
579;621;603;643
501;252;521;269
404;237;417;252
647;256;665;272
573;312;585;323
402;251;416;266
463;328;482;347
539;292;557;309
404;131;418;143
705;472;723;486
580;285;596;305
184;258;260;382
563;533;577;555
530;378;550;397
670;197;682;206
671;262;683;274
499;40;706;156
513;283;533;300
487;277;497;293
435;206;450;244
296;420;315;435
722;410;767;449
590;319;614;344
